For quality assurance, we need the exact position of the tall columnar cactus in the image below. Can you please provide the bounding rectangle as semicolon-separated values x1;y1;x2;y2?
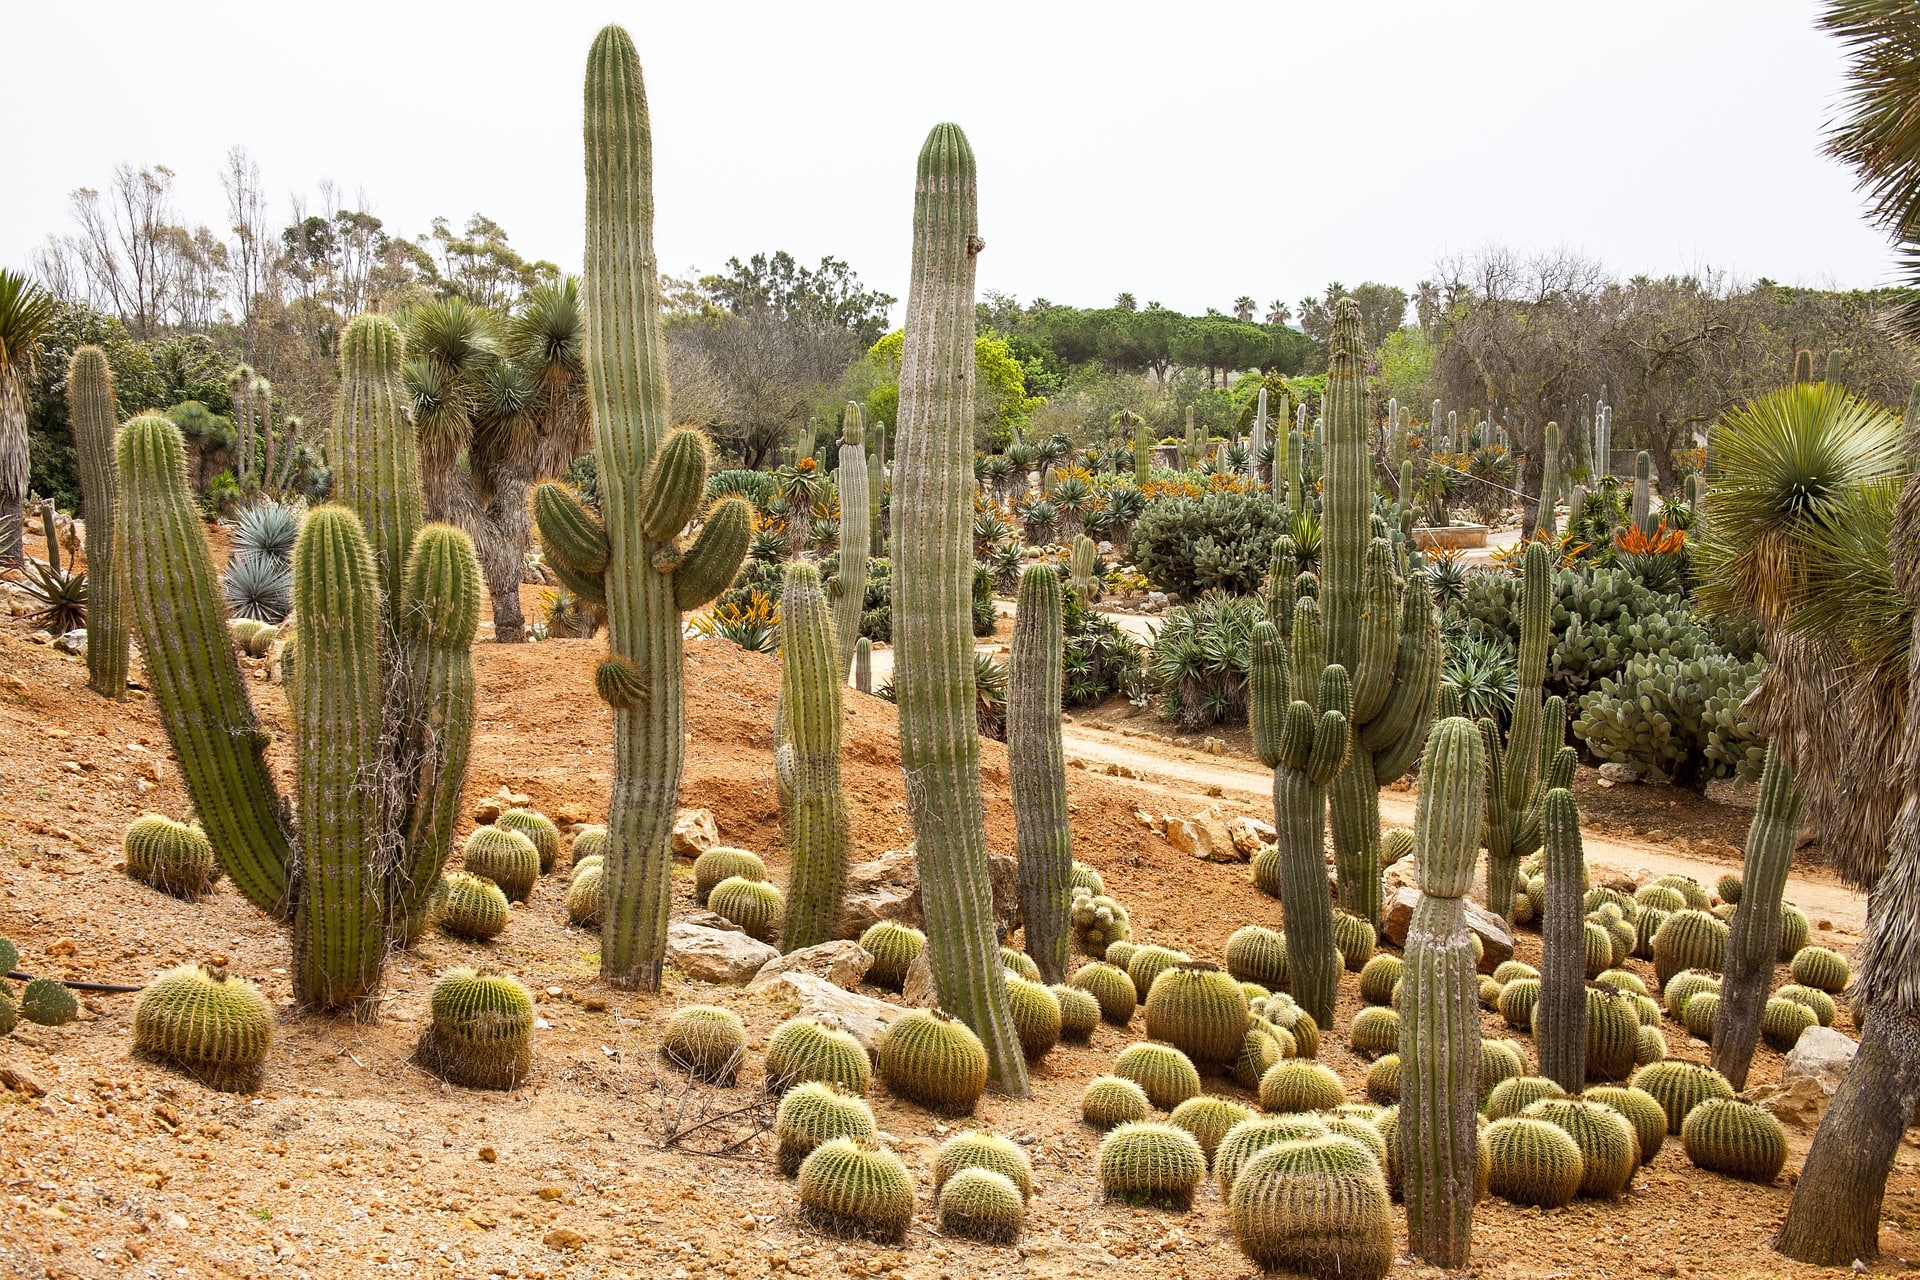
541;28;754;988
1632;450;1653;533
852;636;872;694
835;403;871;682
1250;601;1350;1029
1069;534;1096;602
67;346;127;699
889;122;1027;1094
119;314;482;1011
1321;299;1443;930
1535;421;1560;537
1482;540;1574;923
1398;717;1487;1268
780;562;850;952
1287;402;1306;511
1711;743;1802;1090
1536;787;1588;1091
1132;416;1151;485
1009;565;1070;983
1248;387;1269;485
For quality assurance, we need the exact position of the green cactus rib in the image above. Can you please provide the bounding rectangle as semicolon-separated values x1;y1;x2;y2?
1009;564;1070;983
1632;450;1653;533
1535;422;1561;536
1710;743;1801;1090
68;346;128;699
835;403;871;680
1483;541;1565;924
1537;787;1588;1091
289;506;387;1009
328;314;422;608
889;121;1026;1094
779;563;850;952
532;483;611;577
117;414;291;916
852;636;872;694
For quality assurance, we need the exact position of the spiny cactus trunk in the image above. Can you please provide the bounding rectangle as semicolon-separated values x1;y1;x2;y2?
891;122;1027;1096
67;346;128;699
1713;744;1801;1090
1483;540;1561;924
836;405;871;683
1399;717;1486;1268
1535;420;1560;537
1537;787;1588;1092
852;635;872;694
1008;565;1070;984
1632;450;1653;534
780;562;850;952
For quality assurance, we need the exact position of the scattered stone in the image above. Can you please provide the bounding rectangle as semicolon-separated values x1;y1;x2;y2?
746;941;873;992
664;922;779;985
1783;1026;1858;1094
1163;817;1201;858
834;847;1020;940
543;1228;585;1251
901;949;936;1009
1752;1076;1830;1130
671;807;720;856
753;971;904;1052
1226;816;1275;860
0;1064;48;1097
52;629;86;656
478;1146;498;1163
1202;737;1225;756
47;937;77;957
1382;886;1513;972
680;910;742;933
1381;854;1421;895
1597;762;1641;784
472;786;532;824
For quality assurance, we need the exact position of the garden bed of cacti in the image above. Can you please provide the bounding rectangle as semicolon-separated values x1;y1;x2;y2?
0;621;1909;1278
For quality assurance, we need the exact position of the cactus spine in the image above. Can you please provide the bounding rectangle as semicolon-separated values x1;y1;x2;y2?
1537;787;1588;1090
558;28;750;988
779;562;850;951
1009;564;1070;983
68;347;127;699
1535;421;1560;536
1321;301;1442;930
889;122;1026;1093
1399;717;1487;1268
1711;743;1801;1089
835;403;870;681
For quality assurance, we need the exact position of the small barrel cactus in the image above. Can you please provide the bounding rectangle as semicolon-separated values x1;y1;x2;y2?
1082;1074;1154;1129
1523;1098;1638;1197
1487;1075;1566;1121
1715;872;1743;905
858;921;926;991
1069;961;1137;1025
1586;987;1641;1082
1479;975;1504;1009
1653;873;1709;909
571;855;603;880
1630;1060;1736;1134
999;946;1042;983
1635;907;1669;959
495;808;561;874
775;1081;877;1176
933;1130;1033;1200
1358;954;1402;1006
1790;945;1850;994
1778;903;1810;958
1068;861;1105;896
1349;1006;1399;1060
660;1004;747;1085
1113;1041;1202;1110
462;825;540;903
131;964;273;1091
123;815;217;898
1484;1115;1585;1208
1052;983;1100;1042
1635;883;1688;913
566;863;604;928
1004;974;1062;1060
1214;1113;1330;1195
1325;1114;1390;1165
1225;924;1290;990
1652;909;1729;989
1664;969;1722;1019
436;871;510;941
1582;920;1615;978
21;977;77;1027
1104;940;1140;971
1479;1039;1527;1104
764;1017;872;1095
1253;993;1321;1058
1236;1025;1286;1090
1774;984;1838;1027
693;846;768;906
936;1167;1024;1244
571;825;608;863
1681;1098;1788;1183
1595;968;1648;996
1251;845;1283;898
796;1137;915;1242
417;968;533;1090
1365;1054;1402;1105
1143;963;1249;1066
1493;960;1539;983
1497;977;1541;1029
1584;1084;1669;1163
1381;826;1416;865
1636;1025;1668;1065
1096;1121;1207;1208
1228;1134;1395;1280
1169;1095;1256;1166
1681;991;1721;1040
1125;944;1191;1001
708;875;784;943
875;1009;989;1114
1332;911;1376;972
1069;888;1131;959
1260;1059;1346;1114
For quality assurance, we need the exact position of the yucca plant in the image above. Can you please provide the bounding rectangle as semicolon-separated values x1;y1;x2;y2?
0;270;55;567
220;553;292;624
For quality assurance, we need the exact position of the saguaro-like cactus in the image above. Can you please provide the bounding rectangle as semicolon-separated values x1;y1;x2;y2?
835;403;871;682
890;122;1027;1094
1535;421;1560;537
541;27;754;988
852;636;872;694
1399;717;1487;1268
780;562;850;952
68;346;128;699
1536;786;1588;1091
1009;564;1070;983
1248;387;1269;485
1321;299;1443;930
1632;450;1653;533
1132;415;1151;486
1251;601;1351;1030
1069;535;1096;602
1712;743;1802;1089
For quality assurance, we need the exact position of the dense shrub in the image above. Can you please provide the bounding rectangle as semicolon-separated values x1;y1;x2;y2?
1149;591;1263;729
1574;641;1767;791
1128;490;1290;599
1063;584;1145;707
1454;567;1695;705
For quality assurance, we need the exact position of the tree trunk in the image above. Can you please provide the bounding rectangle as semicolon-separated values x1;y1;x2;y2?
0;383;27;567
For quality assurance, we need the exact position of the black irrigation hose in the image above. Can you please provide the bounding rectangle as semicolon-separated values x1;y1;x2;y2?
6;969;143;994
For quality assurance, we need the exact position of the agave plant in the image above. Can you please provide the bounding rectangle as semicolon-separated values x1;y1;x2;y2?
1441;626;1518;726
985;537;1025;592
20;559;86;633
690;588;780;654
747;527;787;564
973;505;1015;555
221;552;293;623
974;651;1010;742
1148;590;1262;729
1051;472;1095;538
1017;496;1059;545
229;499;303;566
1424;546;1469;606
1287;508;1322;574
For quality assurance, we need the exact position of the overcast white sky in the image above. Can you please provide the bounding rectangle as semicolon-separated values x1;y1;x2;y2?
1;1;1897;321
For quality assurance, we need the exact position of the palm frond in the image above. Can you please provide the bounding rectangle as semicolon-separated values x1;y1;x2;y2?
0;269;56;384
1824;1;1920;237
1788;478;1912;681
507;278;582;390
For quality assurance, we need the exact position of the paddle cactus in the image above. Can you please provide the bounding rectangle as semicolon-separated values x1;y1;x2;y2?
68;346;128;699
131;964;273;1092
21;978;77;1026
1008;564;1070;982
1711;743;1802;1088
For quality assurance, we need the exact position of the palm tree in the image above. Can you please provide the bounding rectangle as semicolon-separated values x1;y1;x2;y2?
0;271;55;567
1232;295;1255;323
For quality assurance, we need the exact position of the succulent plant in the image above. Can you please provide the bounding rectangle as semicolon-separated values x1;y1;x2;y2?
875;1009;988;1114
131;964;273;1092
1003;974;1062;1060
1716;873;1743;905
774;1081;877;1176
796;1137;915;1242
1082;1073;1154;1129
1773;984;1838;1027
1225;924;1290;991
1493;960;1539;984
1712;744;1804;1090
1228;1134;1396;1280
123;814;217;899
1104;940;1140;971
435;872;510;941
1365;1054;1402;1105
1069;888;1132;959
1663;969;1722;1020
1250;845;1283;898
1325;1113;1389;1162
1068;862;1105;896
1652;909;1729;989
1652;874;1709;910
1585;986;1641;1082
1358;954;1403;1006
1381;826;1416;865
462;826;540;903
495;808;561;874
660;1004;746;1085
1636;1025;1668;1065
1332;911;1376;972
857;921;926;991
708;875;784;943
1498;977;1541;1030
1790;945;1850;994
1125;945;1192;1002
416;968;533;1090
1008;564;1071;982
776;562;853;952
1142;963;1249;1066
1169;1095;1256;1166
566;863;604;928
999;946;1041;983
1236;1025;1288;1089
1350;1006;1400;1060
1524;1098;1637;1197
933;1129;1033;1202
67;346;128;697
1112;1040;1203;1110
1595;968;1648;996
1051;983;1100;1042
1778;903;1810;959
1069;961;1137;1025
1260;1059;1346;1114
1253;992;1321;1058
0;990;15;1036
1582;920;1615;978
1635;884;1687;913
693;847;768;906
1096;1121;1207;1208
1681;991;1722;1040
571;825;608;864
1486;1075;1567;1121
1584;1084;1669;1163
1478;1039;1527;1105
1680;1098;1787;1183
1630;1060;1736;1134
937;1167;1024;1244
764;1017;872;1096
20;977;77;1027
1484;1116;1584;1208
1214;1113;1330;1192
